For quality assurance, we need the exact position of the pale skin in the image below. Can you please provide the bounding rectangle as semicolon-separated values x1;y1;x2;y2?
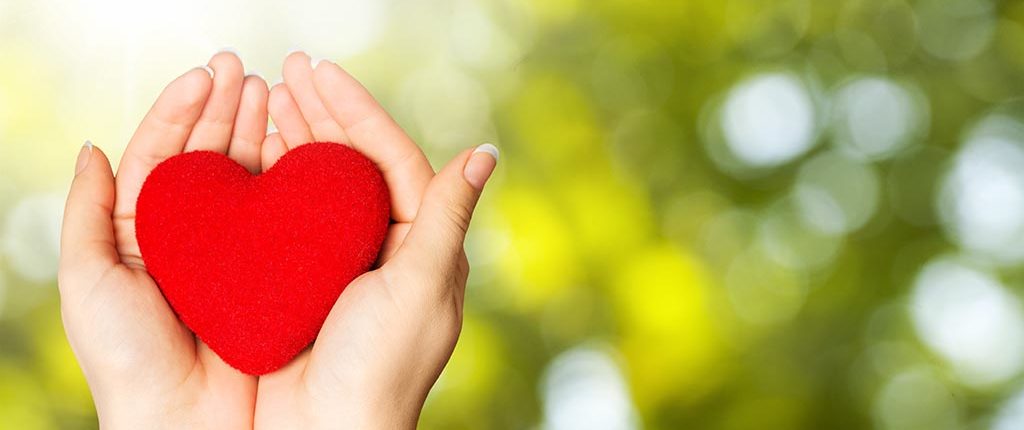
58;51;498;429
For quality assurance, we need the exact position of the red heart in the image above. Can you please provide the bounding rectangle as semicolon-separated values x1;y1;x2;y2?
135;142;390;375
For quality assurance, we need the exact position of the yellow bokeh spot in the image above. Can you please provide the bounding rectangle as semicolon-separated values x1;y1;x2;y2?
495;185;583;312
34;307;94;417
559;171;653;265
611;244;727;409
508;73;603;169
0;361;54;430
421;314;504;428
0;45;74;189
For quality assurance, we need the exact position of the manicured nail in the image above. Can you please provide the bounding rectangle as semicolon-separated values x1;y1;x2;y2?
200;65;215;78
267;122;278;133
318;58;337;70
464;143;499;190
217;47;240;57
246;70;265;81
75;140;93;176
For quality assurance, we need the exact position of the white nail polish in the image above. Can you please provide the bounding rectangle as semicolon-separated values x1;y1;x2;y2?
218;47;240;57
200;65;215;78
76;139;94;175
246;70;265;80
267;122;278;133
473;143;500;161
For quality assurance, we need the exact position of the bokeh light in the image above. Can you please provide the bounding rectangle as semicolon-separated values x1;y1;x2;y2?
540;345;639;430
398;62;494;150
718;72;818;169
283;0;386;60
872;366;961;430
939;116;1024;263
910;256;1024;387
2;194;63;283
794;150;880;235
830;76;928;160
994;388;1024;430
917;0;996;62
758;195;842;271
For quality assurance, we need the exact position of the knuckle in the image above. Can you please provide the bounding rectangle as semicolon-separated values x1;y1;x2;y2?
440;197;473;235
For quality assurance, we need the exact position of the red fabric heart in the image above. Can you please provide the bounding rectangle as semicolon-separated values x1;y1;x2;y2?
135;142;390;375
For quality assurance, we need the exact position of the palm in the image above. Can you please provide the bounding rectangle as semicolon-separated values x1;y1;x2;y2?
73;264;193;379
90;180;251;388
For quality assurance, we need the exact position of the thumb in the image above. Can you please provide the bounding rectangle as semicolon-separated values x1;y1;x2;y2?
58;141;118;296
393;143;498;272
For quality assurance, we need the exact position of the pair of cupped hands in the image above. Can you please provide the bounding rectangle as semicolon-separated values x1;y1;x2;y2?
58;51;497;429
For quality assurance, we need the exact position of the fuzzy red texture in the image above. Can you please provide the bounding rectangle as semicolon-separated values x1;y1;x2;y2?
135;142;390;375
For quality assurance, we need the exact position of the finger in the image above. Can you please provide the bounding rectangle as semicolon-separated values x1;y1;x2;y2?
114;67;212;259
59;142;118;293
195;340;257;400
261;132;289;171
268;83;314;149
282;51;347;143
312;60;435;222
375;223;410;266
391;144;498;274
228;74;269;174
184;51;246;153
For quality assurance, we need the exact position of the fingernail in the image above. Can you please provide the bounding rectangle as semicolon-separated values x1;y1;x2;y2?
200;65;215;78
217;47;240;57
286;47;304;56
464;143;499;190
246;70;265;81
267;122;277;133
318;58;337;70
75;140;93;176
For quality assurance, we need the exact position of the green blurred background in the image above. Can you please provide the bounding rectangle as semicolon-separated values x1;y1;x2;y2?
3;0;1024;428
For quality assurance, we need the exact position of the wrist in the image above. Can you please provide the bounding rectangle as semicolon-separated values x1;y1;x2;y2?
307;385;426;429
95;401;182;430
94;387;252;430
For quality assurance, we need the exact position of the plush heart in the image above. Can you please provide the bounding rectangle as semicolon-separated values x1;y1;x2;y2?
135;142;390;375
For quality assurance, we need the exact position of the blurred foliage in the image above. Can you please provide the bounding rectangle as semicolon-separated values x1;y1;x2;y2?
4;0;1024;429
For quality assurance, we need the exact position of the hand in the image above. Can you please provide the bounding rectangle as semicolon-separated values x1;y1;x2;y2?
59;51;270;428
253;52;498;429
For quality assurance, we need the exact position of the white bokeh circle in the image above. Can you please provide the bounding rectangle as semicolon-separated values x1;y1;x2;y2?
910;256;1024;387
719;73;817;168
3;194;64;283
